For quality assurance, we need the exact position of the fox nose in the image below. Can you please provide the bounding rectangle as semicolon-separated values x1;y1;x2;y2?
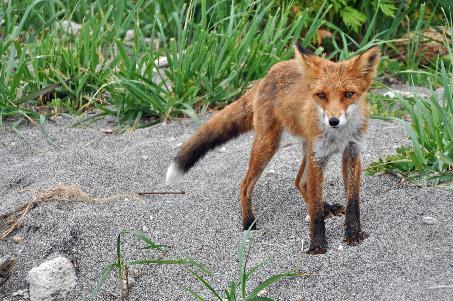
328;117;340;127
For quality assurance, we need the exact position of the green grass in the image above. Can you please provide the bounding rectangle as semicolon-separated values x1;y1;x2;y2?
0;0;328;128
1;1;449;125
94;229;203;298
95;223;304;300
184;221;305;301
367;19;453;187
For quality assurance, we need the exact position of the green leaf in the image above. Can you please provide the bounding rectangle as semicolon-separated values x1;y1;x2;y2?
93;263;117;297
340;7;366;33
247;273;305;300
186;268;224;301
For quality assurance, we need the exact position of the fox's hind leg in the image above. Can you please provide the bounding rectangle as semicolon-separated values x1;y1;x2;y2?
240;125;282;230
342;141;367;245
294;141;309;201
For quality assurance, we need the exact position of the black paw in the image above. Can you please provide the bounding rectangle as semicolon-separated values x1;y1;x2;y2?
306;245;327;255
242;216;257;231
344;231;368;246
323;202;345;219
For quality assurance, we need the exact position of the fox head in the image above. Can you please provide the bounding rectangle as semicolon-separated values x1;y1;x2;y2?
294;44;380;129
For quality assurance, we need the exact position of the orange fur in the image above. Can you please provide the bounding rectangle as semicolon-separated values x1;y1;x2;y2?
167;45;381;254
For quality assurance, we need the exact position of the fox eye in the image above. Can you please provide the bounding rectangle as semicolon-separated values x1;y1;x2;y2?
344;91;354;98
317;92;326;99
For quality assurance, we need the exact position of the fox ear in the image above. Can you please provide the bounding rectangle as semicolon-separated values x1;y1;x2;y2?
351;46;381;79
294;42;317;71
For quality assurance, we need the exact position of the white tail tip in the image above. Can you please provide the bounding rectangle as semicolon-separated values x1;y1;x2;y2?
166;163;184;185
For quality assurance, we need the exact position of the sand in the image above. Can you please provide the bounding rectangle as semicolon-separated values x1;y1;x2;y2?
1;115;452;300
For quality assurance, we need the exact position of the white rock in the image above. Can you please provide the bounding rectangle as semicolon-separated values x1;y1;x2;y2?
154;56;168;68
12;235;22;244
128;277;136;288
422;216;438;225
124;29;135;41
219;147;227;152
142;225;149;232
27;257;76;301
338;245;344;250
58;20;82;35
257;288;268;297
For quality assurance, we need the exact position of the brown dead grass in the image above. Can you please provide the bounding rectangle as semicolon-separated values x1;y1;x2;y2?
0;184;140;240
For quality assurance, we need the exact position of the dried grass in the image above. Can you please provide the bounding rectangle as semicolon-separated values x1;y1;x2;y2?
0;184;140;240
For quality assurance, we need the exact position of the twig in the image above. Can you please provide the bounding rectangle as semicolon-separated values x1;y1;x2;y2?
137;191;185;196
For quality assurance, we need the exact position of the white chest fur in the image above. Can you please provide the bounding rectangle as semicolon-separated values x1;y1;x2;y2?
313;104;365;163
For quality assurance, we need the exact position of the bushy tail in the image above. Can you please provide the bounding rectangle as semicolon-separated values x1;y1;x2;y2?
166;90;255;185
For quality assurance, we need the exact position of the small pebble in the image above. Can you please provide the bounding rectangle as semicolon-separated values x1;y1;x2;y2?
257;288;268;297
338;245;344;250
11;292;18;297
11;142;15;146
267;169;276;175
142;225;149;232
12;235;22;244
172;142;182;149
422;216;438;225
128;277;137;288
131;268;141;278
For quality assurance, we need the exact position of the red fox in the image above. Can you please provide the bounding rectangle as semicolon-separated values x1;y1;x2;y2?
166;44;380;254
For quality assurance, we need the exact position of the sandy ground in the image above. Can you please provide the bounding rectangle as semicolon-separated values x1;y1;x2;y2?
1;116;452;301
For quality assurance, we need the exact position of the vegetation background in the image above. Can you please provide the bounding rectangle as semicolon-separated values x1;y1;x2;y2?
0;0;452;183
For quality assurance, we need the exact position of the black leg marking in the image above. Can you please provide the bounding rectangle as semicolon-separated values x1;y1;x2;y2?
307;215;327;254
242;214;257;231
323;202;345;219
344;193;367;245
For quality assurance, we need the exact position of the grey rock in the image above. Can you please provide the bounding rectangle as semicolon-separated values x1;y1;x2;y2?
26;257;76;301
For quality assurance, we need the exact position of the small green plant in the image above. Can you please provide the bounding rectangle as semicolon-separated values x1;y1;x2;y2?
184;221;306;301
366;91;453;186
94;230;199;299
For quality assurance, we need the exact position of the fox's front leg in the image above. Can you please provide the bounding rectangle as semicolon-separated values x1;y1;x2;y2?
342;141;367;245
305;153;327;254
